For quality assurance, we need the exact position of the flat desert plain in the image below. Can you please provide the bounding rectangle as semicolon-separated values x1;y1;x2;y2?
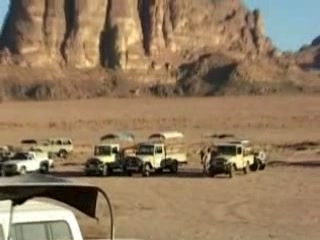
0;96;319;240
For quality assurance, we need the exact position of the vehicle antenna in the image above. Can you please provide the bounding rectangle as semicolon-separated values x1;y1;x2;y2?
100;189;115;240
7;200;15;240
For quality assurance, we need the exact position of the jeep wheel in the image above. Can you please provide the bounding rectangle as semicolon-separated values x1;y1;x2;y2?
102;164;109;177
19;166;27;175
40;163;49;174
126;170;133;177
259;162;267;171
58;149;68;159
208;169;216;178
228;165;235;178
250;158;260;172
155;168;163;174
142;164;151;177
123;167;133;177
243;162;250;175
170;161;178;174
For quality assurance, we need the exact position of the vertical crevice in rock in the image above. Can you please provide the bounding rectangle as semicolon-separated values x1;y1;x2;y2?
100;0;112;67
162;0;173;49
62;0;108;68
138;0;151;55
64;0;76;40
42;0;66;64
103;0;147;70
61;0;76;61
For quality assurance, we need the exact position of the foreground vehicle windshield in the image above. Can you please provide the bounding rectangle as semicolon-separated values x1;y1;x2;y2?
217;146;237;156
137;145;154;155
95;146;112;156
11;153;29;160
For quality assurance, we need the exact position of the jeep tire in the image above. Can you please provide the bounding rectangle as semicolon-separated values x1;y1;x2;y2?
40;162;49;174
170;160;178;174
259;162;267;171
250;158;260;172
142;163;151;177
228;164;235;178
243;162;250;175
19;166;27;175
58;149;68;159
208;169;216;178
102;164;109;177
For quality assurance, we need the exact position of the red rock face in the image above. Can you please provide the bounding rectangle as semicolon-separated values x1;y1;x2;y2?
0;0;273;70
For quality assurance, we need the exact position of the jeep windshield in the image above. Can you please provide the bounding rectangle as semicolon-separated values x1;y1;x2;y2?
10;152;29;160
137;145;154;155
217;145;237;156
94;146;112;156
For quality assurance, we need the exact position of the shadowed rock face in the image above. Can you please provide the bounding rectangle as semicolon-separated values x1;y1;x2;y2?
0;0;273;70
63;0;108;68
105;0;147;70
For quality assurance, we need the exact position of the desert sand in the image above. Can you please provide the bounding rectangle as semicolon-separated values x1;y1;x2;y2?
0;96;319;240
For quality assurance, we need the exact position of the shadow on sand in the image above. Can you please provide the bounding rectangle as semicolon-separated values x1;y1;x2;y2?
268;160;320;168
50;160;320;179
51;168;250;179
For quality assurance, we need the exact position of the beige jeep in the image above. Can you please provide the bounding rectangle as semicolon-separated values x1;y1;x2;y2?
208;140;256;178
21;138;74;159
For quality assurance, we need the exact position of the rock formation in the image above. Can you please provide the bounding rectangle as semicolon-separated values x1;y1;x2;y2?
0;0;274;70
0;0;319;100
294;35;320;69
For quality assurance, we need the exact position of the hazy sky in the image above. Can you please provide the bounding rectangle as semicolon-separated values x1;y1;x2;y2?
0;0;319;51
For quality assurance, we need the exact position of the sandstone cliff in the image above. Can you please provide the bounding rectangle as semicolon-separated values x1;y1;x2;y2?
294;36;320;69
0;0;273;70
0;0;319;99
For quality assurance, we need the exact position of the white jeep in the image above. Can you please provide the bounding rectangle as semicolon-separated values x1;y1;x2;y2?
125;132;188;177
21;138;73;159
0;174;143;240
0;151;54;176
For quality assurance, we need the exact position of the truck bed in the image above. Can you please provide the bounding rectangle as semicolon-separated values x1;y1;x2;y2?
166;152;187;164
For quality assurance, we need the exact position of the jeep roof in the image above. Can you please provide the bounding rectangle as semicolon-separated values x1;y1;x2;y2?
100;132;135;142
46;137;72;142
216;139;251;147
95;143;119;147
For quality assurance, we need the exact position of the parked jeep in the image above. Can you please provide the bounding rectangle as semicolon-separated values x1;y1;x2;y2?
0;151;54;176
21;138;73;159
84;132;136;176
208;140;256;178
125;132;188;177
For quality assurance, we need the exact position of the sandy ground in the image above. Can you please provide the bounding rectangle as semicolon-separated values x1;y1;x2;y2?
0;96;319;240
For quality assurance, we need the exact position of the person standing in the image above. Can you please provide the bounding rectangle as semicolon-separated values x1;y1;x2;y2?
203;147;212;176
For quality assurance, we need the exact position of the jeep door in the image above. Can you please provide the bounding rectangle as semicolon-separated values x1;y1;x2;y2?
28;155;40;171
236;147;246;169
154;145;164;169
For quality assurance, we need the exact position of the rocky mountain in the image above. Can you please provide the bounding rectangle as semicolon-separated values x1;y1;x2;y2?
295;36;320;69
0;0;319;100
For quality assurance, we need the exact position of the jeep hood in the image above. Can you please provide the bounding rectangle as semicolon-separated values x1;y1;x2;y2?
135;155;153;163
